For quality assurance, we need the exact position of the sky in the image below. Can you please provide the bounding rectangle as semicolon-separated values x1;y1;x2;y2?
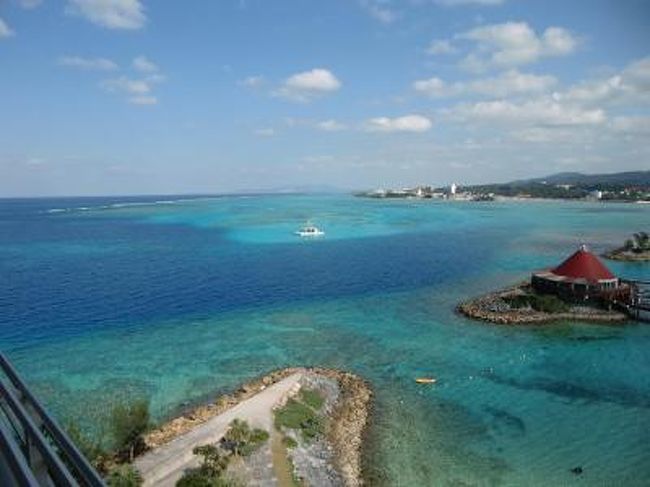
1;0;649;196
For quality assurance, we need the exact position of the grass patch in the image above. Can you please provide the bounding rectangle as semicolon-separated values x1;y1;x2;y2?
300;389;324;410
274;388;325;442
275;399;314;430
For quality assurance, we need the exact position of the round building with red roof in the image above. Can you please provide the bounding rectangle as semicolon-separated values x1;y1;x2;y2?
532;245;620;300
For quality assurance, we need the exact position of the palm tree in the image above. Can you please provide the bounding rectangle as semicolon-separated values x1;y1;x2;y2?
632;232;650;252
224;419;251;456
192;445;229;477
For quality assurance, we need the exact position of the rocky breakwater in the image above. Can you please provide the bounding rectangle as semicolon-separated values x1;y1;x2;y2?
307;368;373;487
458;283;628;325
603;249;650;262
142;366;373;486
144;368;301;449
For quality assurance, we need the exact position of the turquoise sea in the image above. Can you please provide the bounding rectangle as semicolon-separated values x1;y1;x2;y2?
1;194;649;486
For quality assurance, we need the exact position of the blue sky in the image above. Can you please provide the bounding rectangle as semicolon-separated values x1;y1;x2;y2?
1;0;649;196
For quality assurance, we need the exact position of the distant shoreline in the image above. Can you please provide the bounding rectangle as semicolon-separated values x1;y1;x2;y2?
603;249;650;262
354;192;648;204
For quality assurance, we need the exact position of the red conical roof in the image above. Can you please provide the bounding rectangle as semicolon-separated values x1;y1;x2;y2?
552;245;616;282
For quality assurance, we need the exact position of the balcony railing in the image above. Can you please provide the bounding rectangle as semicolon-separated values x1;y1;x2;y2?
0;352;105;486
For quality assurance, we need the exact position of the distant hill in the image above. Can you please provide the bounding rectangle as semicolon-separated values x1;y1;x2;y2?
510;171;650;187
463;170;650;201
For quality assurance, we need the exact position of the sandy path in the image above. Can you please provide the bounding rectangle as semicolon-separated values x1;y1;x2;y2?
134;372;303;486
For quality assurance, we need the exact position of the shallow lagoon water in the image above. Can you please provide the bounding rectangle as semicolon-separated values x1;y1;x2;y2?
1;194;649;486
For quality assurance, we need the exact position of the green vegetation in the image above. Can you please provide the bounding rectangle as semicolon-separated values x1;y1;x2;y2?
222;419;270;457
282;436;298;448
65;399;149;476
106;465;143;487
624;232;650;253
65;421;106;467
176;420;268;487
110;399;151;462
176;470;238;487
274;388;325;442
176;445;231;487
504;293;570;313
468;182;591;199
463;171;650;202
299;389;324;410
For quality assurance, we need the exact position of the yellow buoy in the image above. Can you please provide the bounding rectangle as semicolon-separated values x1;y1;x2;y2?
415;377;437;384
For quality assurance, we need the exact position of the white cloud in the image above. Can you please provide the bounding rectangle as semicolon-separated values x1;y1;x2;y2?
610;116;650;135
18;0;42;8
129;95;157;105
275;68;341;102
364;114;433;133
434;0;506;5
413;77;455;97
457;22;577;71
66;0;146;30
541;27;576;56
426;39;458;55
99;58;165;105
144;73;166;84
102;76;151;95
367;5;397;24
285;68;341;91
317;120;347;131
0;18;14;38
471;69;557;97
623;57;650;91
301;155;335;164
360;0;398;24
241;75;265;88
510;127;575;143
58;56;119;71
449;98;605;126
132;56;158;73
414;69;556;98
555;76;622;105
254;128;275;137
556;57;650;106
25;157;46;166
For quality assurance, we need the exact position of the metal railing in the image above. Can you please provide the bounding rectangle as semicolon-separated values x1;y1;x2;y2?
0;352;105;486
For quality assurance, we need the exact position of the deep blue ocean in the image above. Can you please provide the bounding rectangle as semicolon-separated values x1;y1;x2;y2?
1;194;649;486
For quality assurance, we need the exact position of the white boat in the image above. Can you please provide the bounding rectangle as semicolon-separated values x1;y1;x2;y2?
295;224;324;237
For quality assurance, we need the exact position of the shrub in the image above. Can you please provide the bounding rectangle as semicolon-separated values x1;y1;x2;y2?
176;470;236;487
192;445;229;477
299;416;323;440
504;293;569;313
65;421;105;466
222;419;269;457
110;400;150;461
106;464;142;487
177;443;243;487
532;294;569;313
282;436;298;449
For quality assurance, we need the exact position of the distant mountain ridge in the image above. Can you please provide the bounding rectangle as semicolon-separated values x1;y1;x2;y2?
460;169;650;201
510;171;650;186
